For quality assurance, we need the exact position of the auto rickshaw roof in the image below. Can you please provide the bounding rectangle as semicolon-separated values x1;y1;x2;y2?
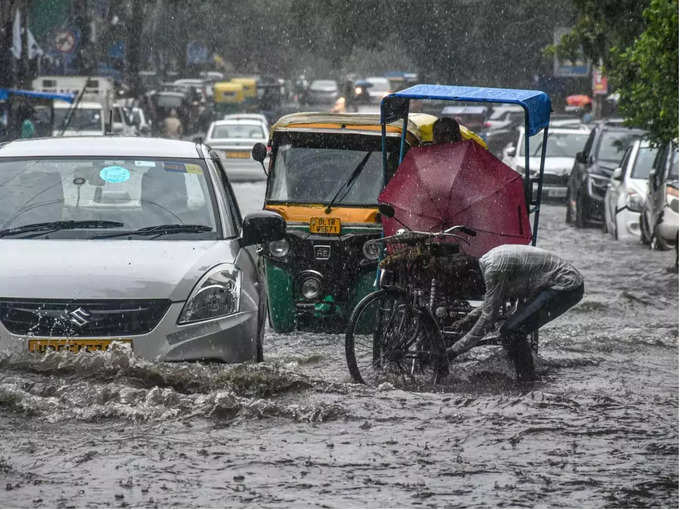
271;112;436;140
383;84;551;137
214;81;244;90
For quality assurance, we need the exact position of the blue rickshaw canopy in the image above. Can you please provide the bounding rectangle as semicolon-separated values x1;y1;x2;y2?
382;84;551;137
0;88;76;103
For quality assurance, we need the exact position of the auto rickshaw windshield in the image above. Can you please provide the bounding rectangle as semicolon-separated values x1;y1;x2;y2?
267;132;400;206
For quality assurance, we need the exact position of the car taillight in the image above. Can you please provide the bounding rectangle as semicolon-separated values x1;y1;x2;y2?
666;185;678;198
484;121;492;128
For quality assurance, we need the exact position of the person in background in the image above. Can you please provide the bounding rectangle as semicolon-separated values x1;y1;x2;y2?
162;108;183;139
20;108;36;139
432;117;462;144
446;244;584;380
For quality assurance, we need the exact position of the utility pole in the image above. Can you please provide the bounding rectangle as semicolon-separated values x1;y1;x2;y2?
0;0;17;88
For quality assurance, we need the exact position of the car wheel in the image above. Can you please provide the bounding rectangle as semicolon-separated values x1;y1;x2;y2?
640;213;652;245
575;190;588;228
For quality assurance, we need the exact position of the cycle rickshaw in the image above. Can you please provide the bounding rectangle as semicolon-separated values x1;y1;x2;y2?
344;84;552;385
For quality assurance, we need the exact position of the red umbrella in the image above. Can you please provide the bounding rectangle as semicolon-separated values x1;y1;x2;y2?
566;94;592;107
378;140;531;257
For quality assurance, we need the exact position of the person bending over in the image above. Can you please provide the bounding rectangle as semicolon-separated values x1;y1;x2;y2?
447;244;584;378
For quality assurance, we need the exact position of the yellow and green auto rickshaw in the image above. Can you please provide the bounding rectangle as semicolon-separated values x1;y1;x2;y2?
213;81;245;115
230;77;258;110
254;112;486;332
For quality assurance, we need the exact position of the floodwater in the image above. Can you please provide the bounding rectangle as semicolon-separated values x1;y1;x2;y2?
0;203;677;508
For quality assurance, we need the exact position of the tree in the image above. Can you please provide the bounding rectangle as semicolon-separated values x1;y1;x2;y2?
608;0;678;144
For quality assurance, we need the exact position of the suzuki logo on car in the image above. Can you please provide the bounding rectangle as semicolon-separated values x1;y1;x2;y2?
68;307;91;327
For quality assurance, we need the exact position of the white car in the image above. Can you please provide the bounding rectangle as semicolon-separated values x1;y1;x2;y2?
484;104;525;131
0;136;285;362
604;138;657;240
205;119;268;181
364;77;391;104
503;127;590;200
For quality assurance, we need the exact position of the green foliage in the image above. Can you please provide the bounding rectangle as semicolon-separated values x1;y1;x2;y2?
609;0;679;144
550;0;649;68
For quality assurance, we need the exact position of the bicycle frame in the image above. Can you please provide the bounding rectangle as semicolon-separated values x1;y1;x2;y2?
380;84;552;245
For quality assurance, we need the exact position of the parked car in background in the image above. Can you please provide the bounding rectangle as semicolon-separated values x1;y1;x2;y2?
604;139;657;240
0;136;286;362
640;141;678;251
566;121;645;227
502;127;590;200
441;105;489;133
304;80;339;105
484;104;525;131
205;119;269;181
363;77;391;104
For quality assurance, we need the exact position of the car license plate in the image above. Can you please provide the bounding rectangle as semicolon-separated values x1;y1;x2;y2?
225;151;250;159
313;245;331;260
309;217;341;234
547;188;567;197
28;338;132;354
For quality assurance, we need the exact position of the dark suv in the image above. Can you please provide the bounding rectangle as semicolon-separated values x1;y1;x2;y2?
566;121;645;227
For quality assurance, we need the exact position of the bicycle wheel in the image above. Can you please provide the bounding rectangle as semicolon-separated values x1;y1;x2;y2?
345;289;448;385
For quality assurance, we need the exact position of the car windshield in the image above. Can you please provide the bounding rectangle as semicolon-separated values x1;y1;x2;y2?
519;131;589;158
631;146;658;179
0;157;222;239
53;108;102;131
210;123;265;139
597;131;640;163
267;132;398;206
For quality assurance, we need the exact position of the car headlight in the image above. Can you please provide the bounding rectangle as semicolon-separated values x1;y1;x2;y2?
625;191;644;212
178;265;241;324
362;240;380;261
269;238;290;258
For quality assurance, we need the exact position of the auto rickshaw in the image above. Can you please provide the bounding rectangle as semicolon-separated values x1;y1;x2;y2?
213;81;246;116
230;77;258;109
255;112;487;333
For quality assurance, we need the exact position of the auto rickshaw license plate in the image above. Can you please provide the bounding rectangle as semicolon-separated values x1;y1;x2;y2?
28;338;132;354
225;151;251;159
310;217;341;234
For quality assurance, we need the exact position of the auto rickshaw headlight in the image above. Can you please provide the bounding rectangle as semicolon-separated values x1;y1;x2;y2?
269;238;290;258
362;240;380;261
301;276;322;300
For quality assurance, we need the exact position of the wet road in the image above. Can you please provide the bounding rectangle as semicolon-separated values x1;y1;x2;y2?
0;189;677;508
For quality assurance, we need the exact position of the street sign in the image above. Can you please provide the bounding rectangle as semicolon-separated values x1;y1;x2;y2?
186;40;209;65
55;30;76;54
592;68;608;95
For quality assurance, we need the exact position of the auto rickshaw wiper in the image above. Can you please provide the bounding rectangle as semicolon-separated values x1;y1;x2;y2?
0;220;124;238
91;224;213;239
325;151;372;214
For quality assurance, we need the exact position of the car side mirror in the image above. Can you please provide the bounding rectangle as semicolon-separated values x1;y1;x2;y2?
612;167;623;180
240;211;286;247
506;146;516;157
